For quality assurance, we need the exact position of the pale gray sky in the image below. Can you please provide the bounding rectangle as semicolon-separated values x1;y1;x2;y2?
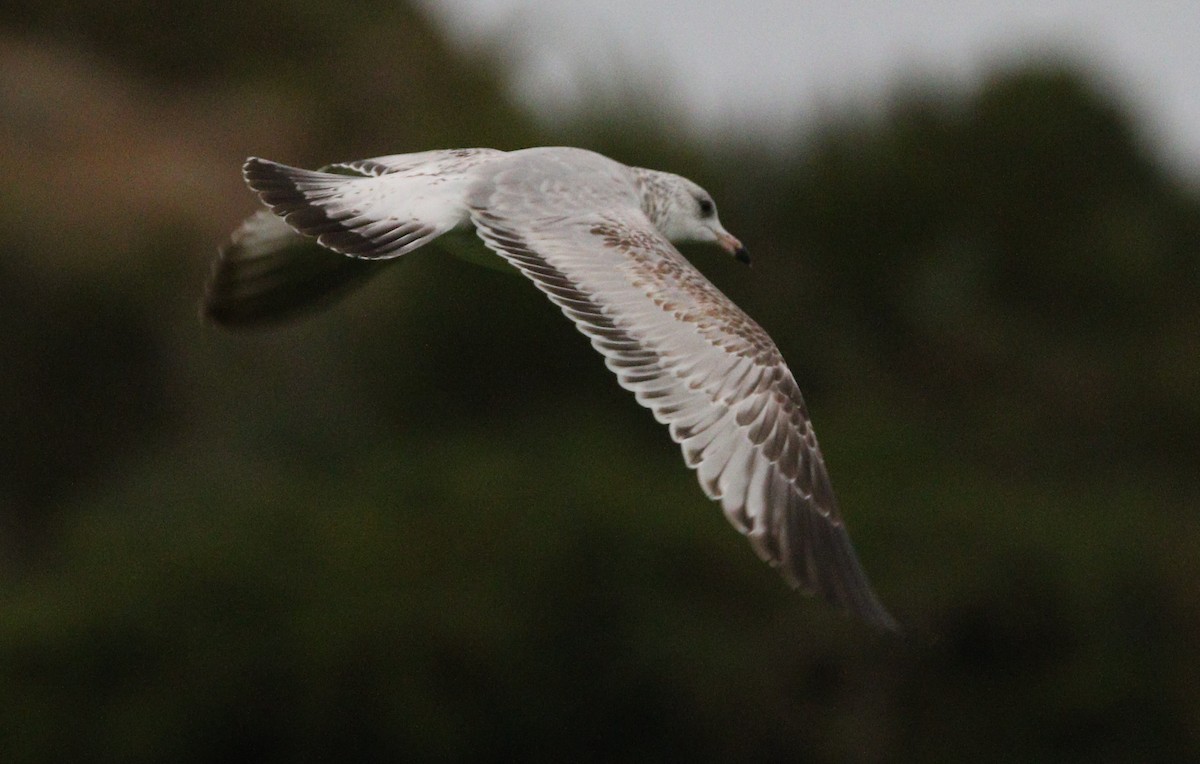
422;0;1200;174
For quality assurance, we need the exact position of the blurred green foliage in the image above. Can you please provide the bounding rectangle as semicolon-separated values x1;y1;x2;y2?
2;2;1199;761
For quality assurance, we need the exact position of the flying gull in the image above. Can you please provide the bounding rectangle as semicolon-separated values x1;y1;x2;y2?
205;147;898;631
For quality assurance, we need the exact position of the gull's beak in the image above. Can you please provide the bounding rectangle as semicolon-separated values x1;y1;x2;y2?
718;231;750;266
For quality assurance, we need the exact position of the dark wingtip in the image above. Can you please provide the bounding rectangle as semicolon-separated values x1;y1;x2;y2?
242;156;270;175
241;157;304;203
241;156;267;185
801;513;902;634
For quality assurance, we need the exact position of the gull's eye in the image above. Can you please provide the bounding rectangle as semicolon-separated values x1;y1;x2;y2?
697;197;715;217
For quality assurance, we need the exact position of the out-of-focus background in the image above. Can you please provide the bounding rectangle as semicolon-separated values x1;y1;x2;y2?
3;1;1199;760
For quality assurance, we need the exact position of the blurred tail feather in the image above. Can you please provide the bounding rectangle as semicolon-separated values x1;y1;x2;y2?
203;210;391;328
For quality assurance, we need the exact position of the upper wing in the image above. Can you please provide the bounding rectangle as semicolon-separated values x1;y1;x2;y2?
242;149;504;260
321;147;503;178
208;149;511;326
469;155;897;630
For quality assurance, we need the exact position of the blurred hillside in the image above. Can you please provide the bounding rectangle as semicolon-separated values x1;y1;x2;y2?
2;2;1199;761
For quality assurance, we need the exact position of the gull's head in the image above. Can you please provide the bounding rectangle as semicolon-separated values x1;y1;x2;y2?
632;169;749;265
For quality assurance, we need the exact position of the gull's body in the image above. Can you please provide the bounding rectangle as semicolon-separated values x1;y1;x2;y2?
206;146;897;630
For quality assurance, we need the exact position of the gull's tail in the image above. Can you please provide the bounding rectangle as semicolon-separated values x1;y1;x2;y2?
203;210;391;328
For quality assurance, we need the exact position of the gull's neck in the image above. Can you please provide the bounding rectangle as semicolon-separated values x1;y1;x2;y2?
629;167;674;230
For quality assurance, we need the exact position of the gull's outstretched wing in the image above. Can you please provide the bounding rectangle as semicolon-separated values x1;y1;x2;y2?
469;149;897;630
208;149;512;326
242;149;503;260
320;147;503;178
